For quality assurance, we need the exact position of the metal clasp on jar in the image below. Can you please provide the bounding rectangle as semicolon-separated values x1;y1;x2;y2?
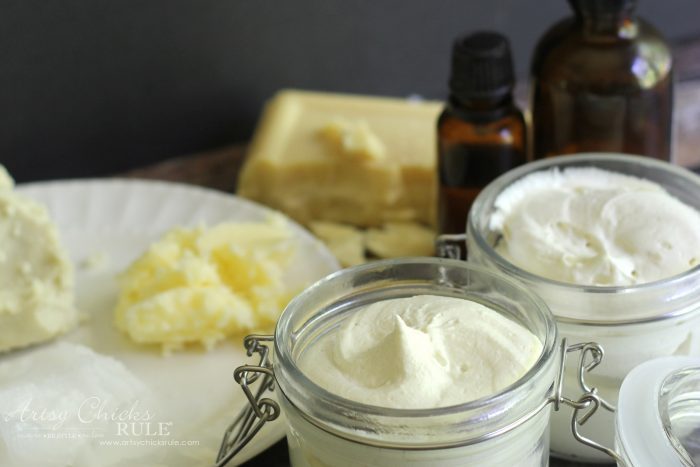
215;336;627;466
435;233;467;260
552;340;624;465
215;335;279;467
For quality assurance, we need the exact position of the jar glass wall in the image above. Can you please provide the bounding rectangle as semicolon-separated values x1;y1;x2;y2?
466;153;700;462
659;365;700;465
615;357;700;467
273;258;558;467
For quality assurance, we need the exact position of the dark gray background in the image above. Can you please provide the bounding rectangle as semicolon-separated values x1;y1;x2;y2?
2;0;699;182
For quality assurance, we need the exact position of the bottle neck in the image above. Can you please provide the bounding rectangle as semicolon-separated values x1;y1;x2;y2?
447;94;515;122
571;0;638;39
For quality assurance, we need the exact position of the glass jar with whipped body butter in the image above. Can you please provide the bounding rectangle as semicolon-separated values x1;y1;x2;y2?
465;153;700;463
215;259;607;467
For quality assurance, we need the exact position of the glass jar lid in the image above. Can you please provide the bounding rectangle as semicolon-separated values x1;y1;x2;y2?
616;356;700;466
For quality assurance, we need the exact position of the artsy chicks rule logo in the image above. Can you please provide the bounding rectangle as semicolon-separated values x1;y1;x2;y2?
2;395;172;438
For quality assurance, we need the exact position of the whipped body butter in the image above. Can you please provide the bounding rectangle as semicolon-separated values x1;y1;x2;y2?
230;259;569;467
467;154;700;462
300;295;542;410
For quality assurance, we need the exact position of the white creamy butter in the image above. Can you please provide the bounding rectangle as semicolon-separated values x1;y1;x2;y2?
299;295;542;409
490;167;700;286
0;166;77;352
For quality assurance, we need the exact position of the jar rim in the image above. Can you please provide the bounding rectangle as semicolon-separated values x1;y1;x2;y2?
468;153;700;326
272;258;558;447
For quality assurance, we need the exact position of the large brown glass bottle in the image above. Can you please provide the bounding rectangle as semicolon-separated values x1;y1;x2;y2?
438;32;526;258
531;0;673;160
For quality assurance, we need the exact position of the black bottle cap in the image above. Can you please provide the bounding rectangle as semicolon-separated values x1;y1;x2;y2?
449;31;515;102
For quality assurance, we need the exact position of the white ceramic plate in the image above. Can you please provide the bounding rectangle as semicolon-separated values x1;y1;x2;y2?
4;179;339;466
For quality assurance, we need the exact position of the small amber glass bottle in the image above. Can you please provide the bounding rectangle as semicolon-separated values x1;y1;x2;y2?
531;0;673;160
438;32;526;257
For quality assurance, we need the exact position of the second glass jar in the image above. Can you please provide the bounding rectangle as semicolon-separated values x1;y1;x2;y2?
467;153;700;462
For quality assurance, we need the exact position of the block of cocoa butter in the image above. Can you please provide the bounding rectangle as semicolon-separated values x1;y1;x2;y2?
238;89;441;228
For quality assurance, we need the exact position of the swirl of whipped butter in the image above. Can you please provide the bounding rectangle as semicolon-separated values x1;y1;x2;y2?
298;295;542;409
489;167;700;286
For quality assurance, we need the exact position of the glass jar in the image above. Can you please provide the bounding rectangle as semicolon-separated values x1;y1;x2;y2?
616;356;700;467
217;259;607;467
466;153;700;462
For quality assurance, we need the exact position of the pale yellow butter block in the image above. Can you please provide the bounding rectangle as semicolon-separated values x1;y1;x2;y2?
309;220;365;267
366;222;436;259
238;90;441;227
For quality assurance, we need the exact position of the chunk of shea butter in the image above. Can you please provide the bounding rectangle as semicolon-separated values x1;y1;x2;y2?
114;214;297;352
0;342;156;466
0;165;77;353
0;165;12;190
490;167;700;286
299;295;542;409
